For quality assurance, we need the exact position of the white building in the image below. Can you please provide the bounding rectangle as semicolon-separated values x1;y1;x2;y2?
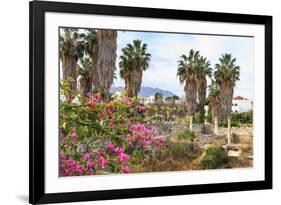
204;96;253;115
144;95;155;104
232;96;253;113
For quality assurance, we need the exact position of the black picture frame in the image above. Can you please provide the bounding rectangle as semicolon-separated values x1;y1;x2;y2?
29;1;272;204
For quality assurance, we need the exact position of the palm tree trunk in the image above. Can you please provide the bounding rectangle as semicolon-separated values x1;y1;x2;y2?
61;55;77;91
214;116;218;135
202;118;207;133
80;79;91;97
189;115;193;130
94;30;117;101
227;116;231;144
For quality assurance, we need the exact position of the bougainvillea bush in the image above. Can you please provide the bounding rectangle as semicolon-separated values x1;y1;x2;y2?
59;80;166;176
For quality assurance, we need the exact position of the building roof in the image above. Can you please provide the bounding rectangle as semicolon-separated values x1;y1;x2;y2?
233;96;248;100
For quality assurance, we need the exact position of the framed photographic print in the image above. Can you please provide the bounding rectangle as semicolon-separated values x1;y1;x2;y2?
29;0;272;204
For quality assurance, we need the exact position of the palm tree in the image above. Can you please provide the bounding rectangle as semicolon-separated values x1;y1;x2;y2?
154;92;164;103
84;29;97;90
195;56;212;133
77;57;92;97
177;49;200;130
119;39;151;98
165;95;179;106
59;28;85;90
208;80;221;135
214;54;240;144
92;30;117;101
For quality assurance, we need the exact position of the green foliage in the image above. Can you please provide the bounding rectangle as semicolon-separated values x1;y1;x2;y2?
144;104;188;124
169;142;195;160
59;28;85;59
231;111;253;124
176;128;197;142
214;54;240;118
177;49;200;85
219;119;239;127
197;103;205;124
201;146;223;169
154;92;163;102
219;111;253;127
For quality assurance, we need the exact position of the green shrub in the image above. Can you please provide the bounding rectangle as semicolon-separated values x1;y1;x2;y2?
201;146;223;169
231;111;253;124
219;119;239;127
219;111;253;127
169;142;195;159
176;129;197;141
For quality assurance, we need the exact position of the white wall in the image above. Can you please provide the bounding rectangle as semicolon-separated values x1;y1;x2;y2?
232;99;252;112
0;0;280;204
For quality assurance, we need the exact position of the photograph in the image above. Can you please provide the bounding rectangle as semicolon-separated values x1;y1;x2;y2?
59;27;254;177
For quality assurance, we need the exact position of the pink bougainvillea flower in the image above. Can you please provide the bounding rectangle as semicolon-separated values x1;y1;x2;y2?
66;95;73;103
85;170;94;175
124;97;132;105
142;140;147;148
74;165;85;174
106;144;116;152
83;153;91;161
118;152;130;164
70;128;78;144
129;124;137;133
151;127;157;134
87;160;95;168
96;151;105;157
60;151;66;161
136;133;143;139
66;159;76;167
138;105;146;112
138;124;146;131
93;93;101;103
115;147;124;155
63;168;70;176
97;156;107;169
123;166;129;173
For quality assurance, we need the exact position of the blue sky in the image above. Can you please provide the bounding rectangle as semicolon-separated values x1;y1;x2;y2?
114;30;254;99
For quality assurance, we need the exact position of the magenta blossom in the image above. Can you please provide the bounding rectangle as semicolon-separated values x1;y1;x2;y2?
74;165;85;174
93;93;101;103
96;151;105;157
124;97;132;105
142;140;147;148
123;166;129;173
118;152;130;164
87;160;95;168
115;147;124;155
97;156;107;169
66;159;76;167
63;168;70;176
129;124;138;133
138;105;146;112
70;128;78;144
151;127;157;134
106;144;115;152
83;153;91;161
66;95;73;103
60;152;66;161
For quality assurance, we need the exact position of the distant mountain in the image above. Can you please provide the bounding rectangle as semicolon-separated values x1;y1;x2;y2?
110;86;176;98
